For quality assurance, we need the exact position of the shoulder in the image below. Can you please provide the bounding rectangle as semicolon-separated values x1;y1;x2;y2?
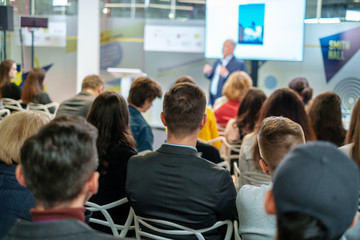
338;143;353;157
238;184;270;204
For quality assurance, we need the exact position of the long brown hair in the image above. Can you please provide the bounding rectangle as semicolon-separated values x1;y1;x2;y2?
345;97;360;168
87;91;136;174
252;88;316;170
0;59;16;98
308;91;346;146
21;68;46;104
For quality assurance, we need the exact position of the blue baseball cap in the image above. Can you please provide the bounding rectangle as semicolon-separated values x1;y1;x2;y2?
272;141;360;239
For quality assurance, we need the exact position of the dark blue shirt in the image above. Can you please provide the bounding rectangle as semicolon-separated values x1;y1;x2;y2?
128;105;153;152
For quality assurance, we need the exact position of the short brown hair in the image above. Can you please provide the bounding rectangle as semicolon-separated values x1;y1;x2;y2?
175;75;195;85
81;74;104;90
163;82;206;136
128;76;162;107
222;71;252;101
0;111;50;165
258;116;305;171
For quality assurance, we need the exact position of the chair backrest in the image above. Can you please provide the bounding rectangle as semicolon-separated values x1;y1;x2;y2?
0;108;11;119
2;98;26;112
27;102;59;119
233;220;241;240
133;209;233;240
85;198;134;238
233;162;241;191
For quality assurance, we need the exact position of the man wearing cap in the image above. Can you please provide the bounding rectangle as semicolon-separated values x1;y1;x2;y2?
264;141;359;240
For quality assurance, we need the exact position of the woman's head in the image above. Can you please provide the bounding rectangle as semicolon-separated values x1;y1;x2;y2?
236;88;267;137
21;68;46;104
345;97;360;168
288;77;313;104
0;60;17;98
0;111;50;165
222;71;252;101
87;91;136;172
308;91;346;146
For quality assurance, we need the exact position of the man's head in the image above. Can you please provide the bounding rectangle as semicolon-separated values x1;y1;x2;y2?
257;117;305;175
81;74;104;97
128;76;162;112
162;82;206;137
265;142;360;240
16;116;99;209
222;39;236;58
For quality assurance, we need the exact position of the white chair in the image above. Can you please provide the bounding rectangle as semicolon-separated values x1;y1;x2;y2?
0;108;11;119
27;102;59;119
233;220;241;240
2;98;26;112
85;198;134;238
133;209;233;240
233;162;241;191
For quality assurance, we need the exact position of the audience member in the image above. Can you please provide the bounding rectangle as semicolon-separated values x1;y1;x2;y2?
237;116;305;240
127;76;162;153
3;116;126;240
21;68;52;107
308;91;346;146
214;71;252;128
224;88;266;144
288;77;313;105
0;111;50;238
238;88;315;186
265;142;359;240
56;74;104;118
175;75;221;149
87;91;137;233
203;39;247;105
0;59;21;100
126;83;237;240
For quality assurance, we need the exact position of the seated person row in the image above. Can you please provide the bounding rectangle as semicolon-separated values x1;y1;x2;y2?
126;82;237;240
3;116;128;240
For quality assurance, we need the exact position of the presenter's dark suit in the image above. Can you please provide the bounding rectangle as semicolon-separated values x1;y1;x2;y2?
126;144;237;240
205;57;247;105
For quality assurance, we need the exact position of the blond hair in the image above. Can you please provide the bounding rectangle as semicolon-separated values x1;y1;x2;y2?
222;71;252;101
258;116;305;171
0;111;50;165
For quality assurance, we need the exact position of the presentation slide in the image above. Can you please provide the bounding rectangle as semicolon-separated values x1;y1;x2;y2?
205;0;306;61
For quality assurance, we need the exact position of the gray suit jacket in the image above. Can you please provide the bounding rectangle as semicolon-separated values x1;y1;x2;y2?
56;91;94;118
126;144;237;240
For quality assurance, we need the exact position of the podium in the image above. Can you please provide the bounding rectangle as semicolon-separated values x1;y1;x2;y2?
106;68;146;100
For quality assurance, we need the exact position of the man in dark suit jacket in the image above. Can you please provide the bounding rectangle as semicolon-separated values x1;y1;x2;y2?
126;82;237;240
203;39;247;105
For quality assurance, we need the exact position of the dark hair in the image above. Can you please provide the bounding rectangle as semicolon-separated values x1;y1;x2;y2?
21;68;46;104
308;91;346;147
20;115;98;209
87;91;136;174
345;97;360;168
0;59;16;98
163;82;206;136
127;76;162;107
288;77;313;104
81;74;104;90
235;88;266;139
277;212;342;240
252;88;316;170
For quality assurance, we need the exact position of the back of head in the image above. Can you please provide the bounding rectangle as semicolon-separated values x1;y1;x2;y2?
273;142;360;240
81;74;104;91
345;97;360;168
20;115;98;209
0;111;50;165
222;71;252;101
128;76;162;107
288;77;313;104
175;75;195;85
87;91;135;172
308;91;345;146
21;68;46;104
163;82;206;136
257;116;305;171
236;88;267;135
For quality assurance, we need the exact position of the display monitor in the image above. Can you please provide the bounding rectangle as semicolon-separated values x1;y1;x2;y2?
205;0;306;61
